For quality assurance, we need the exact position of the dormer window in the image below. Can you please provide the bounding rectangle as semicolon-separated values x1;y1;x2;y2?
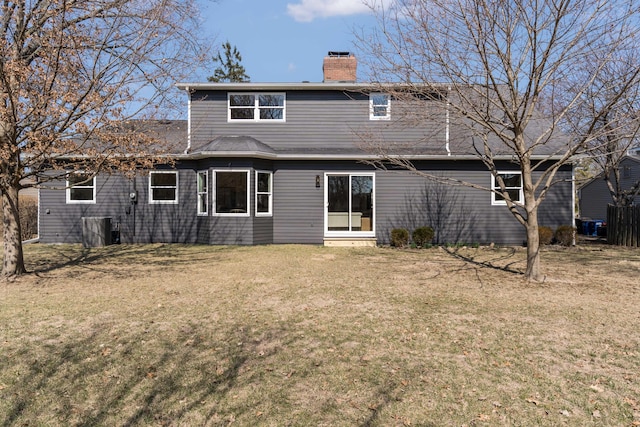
228;93;285;122
370;93;390;120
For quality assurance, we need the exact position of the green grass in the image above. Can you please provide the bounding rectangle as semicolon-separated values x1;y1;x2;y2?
1;243;639;426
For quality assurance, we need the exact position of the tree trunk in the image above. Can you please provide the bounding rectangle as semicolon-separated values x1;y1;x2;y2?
521;159;543;282
2;184;26;277
524;219;542;281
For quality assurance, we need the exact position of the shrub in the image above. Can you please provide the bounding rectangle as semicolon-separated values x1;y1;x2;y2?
0;196;39;241
554;225;575;246
390;228;410;248
412;226;435;247
20;197;39;241
538;226;554;245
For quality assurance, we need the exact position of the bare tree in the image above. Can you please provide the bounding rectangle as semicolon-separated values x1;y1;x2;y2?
392;180;475;245
0;0;210;276
572;56;640;207
357;0;640;280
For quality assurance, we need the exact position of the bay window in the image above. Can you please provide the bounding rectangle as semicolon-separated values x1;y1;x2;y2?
255;171;272;216
214;170;250;215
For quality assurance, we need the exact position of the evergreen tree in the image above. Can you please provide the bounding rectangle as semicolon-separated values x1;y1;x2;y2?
208;42;250;82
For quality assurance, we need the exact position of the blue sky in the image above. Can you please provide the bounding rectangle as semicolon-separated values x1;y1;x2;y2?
196;0;384;82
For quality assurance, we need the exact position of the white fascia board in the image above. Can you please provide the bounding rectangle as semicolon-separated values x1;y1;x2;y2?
177;152;567;162
176;82;373;92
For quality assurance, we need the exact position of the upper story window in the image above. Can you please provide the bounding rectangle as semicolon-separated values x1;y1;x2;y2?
149;171;178;204
66;172;96;204
228;93;285;122
491;172;523;205
370;93;390;120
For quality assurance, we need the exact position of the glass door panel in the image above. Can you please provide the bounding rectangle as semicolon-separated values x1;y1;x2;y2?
326;174;374;233
327;175;349;231
351;176;373;231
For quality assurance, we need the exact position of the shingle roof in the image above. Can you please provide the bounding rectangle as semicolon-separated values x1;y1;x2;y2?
189;136;277;156
119;120;188;154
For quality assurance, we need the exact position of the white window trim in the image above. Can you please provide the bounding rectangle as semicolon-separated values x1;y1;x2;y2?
212;169;251;217
149;171;179;204
324;172;376;238
491;171;523;206
66;172;96;204
369;92;391;120
255;170;273;217
228;92;286;122
197;170;208;216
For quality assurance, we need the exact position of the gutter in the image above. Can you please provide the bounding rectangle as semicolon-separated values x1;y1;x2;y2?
446;86;451;156
56;150;569;162
176;81;379;92
174;152;568;162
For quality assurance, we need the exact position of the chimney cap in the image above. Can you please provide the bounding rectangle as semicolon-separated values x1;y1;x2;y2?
327;51;352;57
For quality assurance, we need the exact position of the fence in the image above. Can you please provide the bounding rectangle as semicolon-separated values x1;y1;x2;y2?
607;204;640;247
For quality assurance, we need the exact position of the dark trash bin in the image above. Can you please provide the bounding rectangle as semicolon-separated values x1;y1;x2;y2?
582;220;604;237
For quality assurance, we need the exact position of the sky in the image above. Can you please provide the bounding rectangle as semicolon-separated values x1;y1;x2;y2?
196;0;385;83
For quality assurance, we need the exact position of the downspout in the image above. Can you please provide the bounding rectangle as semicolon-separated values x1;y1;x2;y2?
445;86;451;156
184;86;191;154
572;160;576;245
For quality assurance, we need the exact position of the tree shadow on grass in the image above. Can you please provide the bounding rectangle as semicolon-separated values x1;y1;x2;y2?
26;243;232;277
359;380;439;427
442;246;524;276
0;320;290;426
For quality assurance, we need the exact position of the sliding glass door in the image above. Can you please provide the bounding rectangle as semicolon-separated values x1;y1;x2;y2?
325;173;374;236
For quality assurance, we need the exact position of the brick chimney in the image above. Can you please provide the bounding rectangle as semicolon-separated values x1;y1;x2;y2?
323;51;357;82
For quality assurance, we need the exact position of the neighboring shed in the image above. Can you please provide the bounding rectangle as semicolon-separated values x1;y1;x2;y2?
579;155;640;220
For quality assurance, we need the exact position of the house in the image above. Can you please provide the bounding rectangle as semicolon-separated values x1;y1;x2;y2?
38;52;574;247
579;151;640;221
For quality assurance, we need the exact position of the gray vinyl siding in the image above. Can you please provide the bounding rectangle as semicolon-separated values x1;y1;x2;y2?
579;178;612;220
373;161;572;246
579;157;640;220
272;161;387;244
272;162;327;244
38;173;106;243
376;166;488;245
39;169;199;244
38;159;278;245
189;90;446;151
39;160;573;246
269;160;573;246
197;216;253;245
253;218;273;245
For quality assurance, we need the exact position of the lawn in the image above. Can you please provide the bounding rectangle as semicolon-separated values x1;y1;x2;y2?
1;243;639;426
